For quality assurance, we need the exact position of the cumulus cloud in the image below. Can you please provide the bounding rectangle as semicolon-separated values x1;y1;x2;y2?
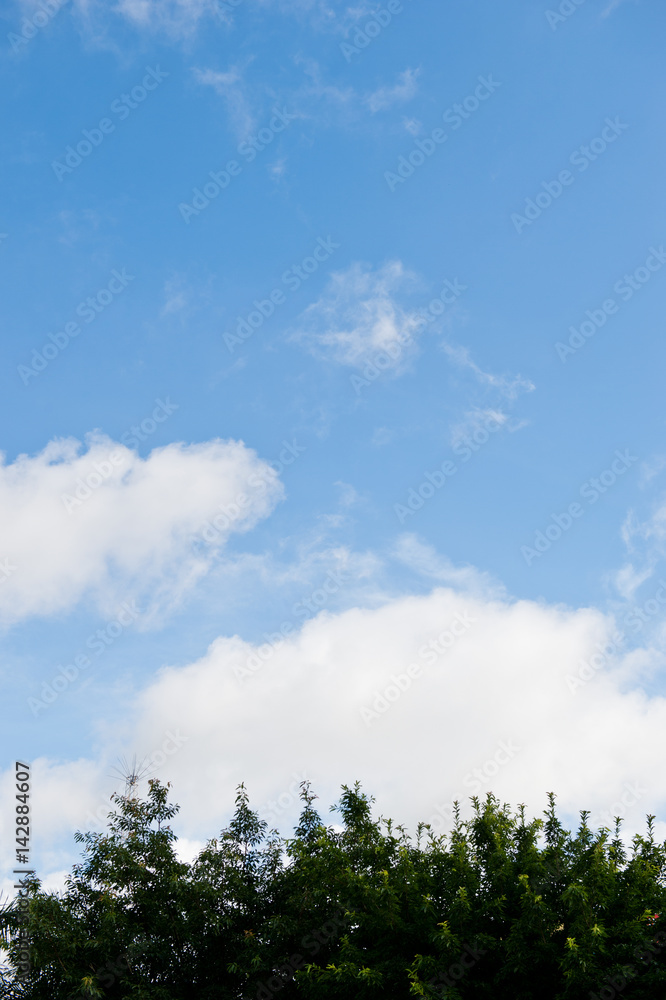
5;552;666;889
99;576;666;846
0;434;282;626
294;261;423;370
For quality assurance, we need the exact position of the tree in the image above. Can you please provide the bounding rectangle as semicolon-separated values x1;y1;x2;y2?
1;781;665;999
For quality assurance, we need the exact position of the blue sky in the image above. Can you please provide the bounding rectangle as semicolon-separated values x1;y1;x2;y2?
2;0;666;893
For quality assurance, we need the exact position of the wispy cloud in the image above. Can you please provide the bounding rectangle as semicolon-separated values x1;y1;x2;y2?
112;0;216;34
161;276;188;316
442;341;535;400
365;68;420;113
601;0;637;18
293;260;423;370
610;494;666;600
449;408;508;449
193;63;256;138
295;56;357;110
392;533;499;594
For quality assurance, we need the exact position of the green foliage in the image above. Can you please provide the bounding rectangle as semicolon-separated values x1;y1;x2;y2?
1;781;665;999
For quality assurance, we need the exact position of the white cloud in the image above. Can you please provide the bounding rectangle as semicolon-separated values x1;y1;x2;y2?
295;262;535;409
601;0;637;18
612;495;666;602
627;502;666;551
612;561;655;602
111;0;216;34
110;575;666;846
56;209;101;248
638;454;666;488
442;341;535;400
269;156;288;180
393;534;500;595
294;260;423;370
0;434;282;626
193;64;256;138
371;426;394;446
402;117;422;136
295;56;357;112
449;407;508;449
254;0;372;34
161;275;188;316
5;551;666;885
59;0;381;47
99;0;344;39
365;68;420;113
75;0;377;40
334;480;361;508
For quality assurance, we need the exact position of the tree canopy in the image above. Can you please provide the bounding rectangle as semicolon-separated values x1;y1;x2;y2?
1;779;665;999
